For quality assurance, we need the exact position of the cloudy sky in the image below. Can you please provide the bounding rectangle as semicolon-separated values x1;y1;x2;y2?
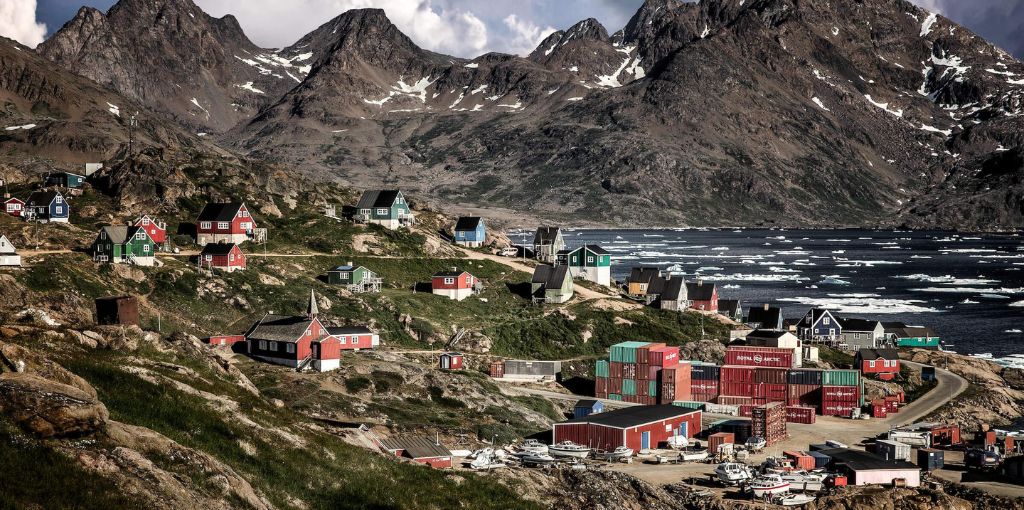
3;0;1023;59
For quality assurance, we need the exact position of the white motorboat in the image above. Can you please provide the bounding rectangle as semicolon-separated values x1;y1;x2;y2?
519;453;556;466
745;436;767;452
749;473;791;498
777;493;816;506
518;439;549;454
679;449;709;462
469;448;507;470
777;471;826;492
548;441;592;459
715;462;754;485
595;446;634;461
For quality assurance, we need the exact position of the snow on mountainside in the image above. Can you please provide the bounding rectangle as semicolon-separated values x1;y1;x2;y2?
30;0;1024;229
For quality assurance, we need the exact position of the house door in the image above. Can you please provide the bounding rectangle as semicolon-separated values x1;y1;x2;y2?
311;343;320;359
679;422;688;438
640;431;651;450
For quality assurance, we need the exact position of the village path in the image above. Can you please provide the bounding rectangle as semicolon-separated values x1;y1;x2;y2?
453;246;622;302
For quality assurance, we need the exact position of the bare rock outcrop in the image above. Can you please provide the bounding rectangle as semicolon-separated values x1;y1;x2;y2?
0;373;108;438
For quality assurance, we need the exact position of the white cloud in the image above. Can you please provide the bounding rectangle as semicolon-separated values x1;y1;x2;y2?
0;0;46;48
197;0;488;56
502;14;557;56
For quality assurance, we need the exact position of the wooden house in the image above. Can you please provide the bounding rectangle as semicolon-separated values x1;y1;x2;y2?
439;352;464;370
573;399;605;419
556;244;611;286
354;190;414;229
431;268;478;301
134;215;167;244
45;172;86;190
326;263;381;292
378;436;453;469
531;264;574;304
685;281;718;312
626;267;662;298
839;318;886;349
196;202;257;245
325;326;379;350
199;243;246;272
0;235;21;267
855;348;900;381
533;227;565;263
797;308;842;344
651;276;688;311
95;295;139;326
3;197;23;217
24;190;69;223
888;326;941;349
718;299;742;321
92;226;157;266
746;304;784;330
453;217;486;247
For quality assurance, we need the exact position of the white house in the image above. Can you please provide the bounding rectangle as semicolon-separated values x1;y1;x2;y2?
0;235;21;267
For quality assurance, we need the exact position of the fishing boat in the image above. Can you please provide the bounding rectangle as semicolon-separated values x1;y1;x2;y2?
519;453;556;466
518;439;549;454
777;471;826;492
749;473;791;498
595;446;634;461
679;449;709;462
468;448;507;470
548;441;592;459
714;462;754;485
777;493;816;506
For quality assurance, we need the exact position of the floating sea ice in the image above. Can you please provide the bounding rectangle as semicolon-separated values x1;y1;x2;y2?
1006;329;1023;334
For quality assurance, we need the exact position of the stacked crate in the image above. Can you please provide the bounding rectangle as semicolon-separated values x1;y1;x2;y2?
657;359;690;404
821;369;861;416
596;341;684;405
753;367;788;404
690;364;720;401
752;402;787;446
786;369;823;408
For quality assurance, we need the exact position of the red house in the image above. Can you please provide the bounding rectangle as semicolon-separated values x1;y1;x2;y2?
199;243;246;272
431;268;478;301
553;405;702;451
855;348;900;381
378;436;453;469
206;334;246;346
439;352;464;370
326;326;380;350
134;215;167;244
196;202;256;245
4;197;24;217
686;281;718;312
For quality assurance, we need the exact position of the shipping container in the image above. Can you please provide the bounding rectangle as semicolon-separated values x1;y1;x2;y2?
489;361;505;378
822;369;860;387
787;384;821;407
784;451;816;471
622;379;637;396
622;363;638;380
595;360;610;378
876;440;911;462
918;448;944;471
609;341;650;363
690;379;719;394
636;342;666;366
871;400;888;418
809;451;831;469
754;367;788;384
704;403;739;415
672;401;707;411
595;376;609;394
822;385;860;402
708;432;734;453
787;369;824;386
648;345;679;367
714;420;753;443
609;362;623;379
725;346;794;368
755;383;789;402
608;393;622;401
929;425;961;446
720;380;754;397
649;380;658;397
504;360;561;377
738;404;756;418
718;395;753;406
691;364;721;381
785;406;816;424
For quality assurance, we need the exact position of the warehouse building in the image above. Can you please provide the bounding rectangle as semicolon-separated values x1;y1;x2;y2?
819;448;920;487
378;435;454;469
553;405;702;451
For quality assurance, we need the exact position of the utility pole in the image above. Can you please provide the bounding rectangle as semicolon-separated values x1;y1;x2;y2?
128;112;138;162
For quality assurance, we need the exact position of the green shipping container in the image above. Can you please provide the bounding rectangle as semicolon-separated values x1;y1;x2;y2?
823;369;860;387
622;379;637;396
649;380;658;397
609;341;650;364
672;401;707;411
609;393;622;401
595;360;610;378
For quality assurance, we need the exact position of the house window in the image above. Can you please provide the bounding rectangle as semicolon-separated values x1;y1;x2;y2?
587;256;594;264
200;221;211;230
869;360;875;368
269;341;277;351
241;210;249;217
204;254;212;261
376;208;389;215
240;222;252;230
143;245;150;253
444;277;454;285
217;221;230;230
823;317;830;325
136;232;145;240
258;340;267;350
465;276;472;285
55;196;63;204
141;218;150;225
55;206;63;214
338;336;347;344
286;344;295;354
229;253;234;261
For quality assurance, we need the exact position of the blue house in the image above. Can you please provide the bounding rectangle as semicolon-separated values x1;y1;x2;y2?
45;172;86;189
797;308;842;344
24;190;69;223
573;399;604;419
453;216;486;247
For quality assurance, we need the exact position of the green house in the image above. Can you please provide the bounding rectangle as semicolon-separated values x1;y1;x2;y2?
92;225;157;266
327;264;382;293
46;172;86;189
531;264;573;304
891;326;941;349
555;244;611;286
354;190;414;230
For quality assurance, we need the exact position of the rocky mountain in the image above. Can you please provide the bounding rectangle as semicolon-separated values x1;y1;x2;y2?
37;0;312;133
0;36;199;173
31;0;1024;229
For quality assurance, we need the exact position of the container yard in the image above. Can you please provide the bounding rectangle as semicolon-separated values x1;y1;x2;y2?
595;341;689;404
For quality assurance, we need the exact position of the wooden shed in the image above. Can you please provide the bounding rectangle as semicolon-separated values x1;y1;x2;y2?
95;295;140;326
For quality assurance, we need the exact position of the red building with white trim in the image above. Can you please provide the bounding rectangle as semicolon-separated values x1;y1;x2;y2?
855;348;900;381
431;269;478;301
4;197;24;217
134;215;167;244
553;405;702;451
686;281;718;312
196;202;256;245
378;436;453;469
200;243;246;272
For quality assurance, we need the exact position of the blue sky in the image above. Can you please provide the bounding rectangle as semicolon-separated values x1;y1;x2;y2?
16;0;1024;58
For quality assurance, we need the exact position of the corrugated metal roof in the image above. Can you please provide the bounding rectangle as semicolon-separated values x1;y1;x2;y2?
557;405;697;428
379;436;452;459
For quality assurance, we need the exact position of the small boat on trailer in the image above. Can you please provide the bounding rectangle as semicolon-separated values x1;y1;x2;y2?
715;462;754;485
595;446;634;461
548;441;592;459
748;473;791;498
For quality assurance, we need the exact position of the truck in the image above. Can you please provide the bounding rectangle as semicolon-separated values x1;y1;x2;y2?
965;448;1002;471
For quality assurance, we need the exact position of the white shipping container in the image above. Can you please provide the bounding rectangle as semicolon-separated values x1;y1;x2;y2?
876;439;912;462
888;430;931;448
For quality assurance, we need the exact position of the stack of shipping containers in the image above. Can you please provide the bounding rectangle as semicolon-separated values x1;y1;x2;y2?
594;341;686;404
752;402;787;446
821;369;862;416
690;363;720;402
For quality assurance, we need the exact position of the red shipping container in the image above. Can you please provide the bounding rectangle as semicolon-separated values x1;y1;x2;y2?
872;403;887;418
489;362;505;378
720;381;754;397
609;362;623;379
754;367;788;384
623;363;638;380
648;346;680;367
691;379;719;394
720;365;755;382
642;365;661;381
754;383;788;402
739;404;756;418
636;343;666;365
725;346;793;368
821;402;858;417
784;451;816;471
822;386;860;402
708;432;734;452
787;384;821;406
785;406;816;424
596;377;609;394
719;395;752;406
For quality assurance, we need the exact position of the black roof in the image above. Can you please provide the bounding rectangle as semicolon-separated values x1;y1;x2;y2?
686;281;716;301
574;399;599;408
746;329;789;340
200;243;239;255
533;226;562;244
327;326;373;335
626;267;661;284
26;190;61;206
719;299;741;315
857;348;899;361
819;448;919;471
557;405;698;428
800;308;835;327
841;318;882;331
379;436;452;459
454;216;483;231
433;268;468;278
532;264;569;288
197;202;244;222
893;326;938;337
747;305;782;326
356;190;401;209
661;277;686;299
583;244;609;255
246;315;315;343
882;321;908;329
